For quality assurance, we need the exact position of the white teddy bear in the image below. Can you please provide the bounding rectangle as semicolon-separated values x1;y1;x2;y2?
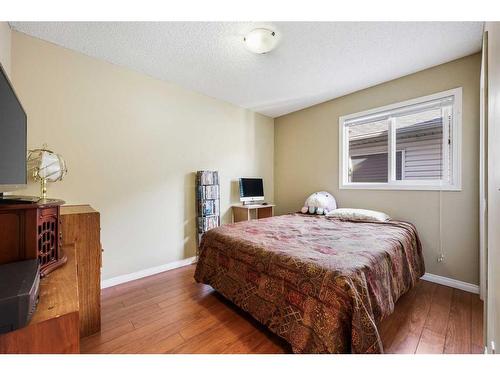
300;191;337;215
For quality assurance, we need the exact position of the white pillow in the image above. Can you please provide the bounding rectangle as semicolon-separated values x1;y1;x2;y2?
326;208;391;222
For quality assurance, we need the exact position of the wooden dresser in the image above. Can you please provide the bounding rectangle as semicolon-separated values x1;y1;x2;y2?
61;205;101;337
0;203;102;353
0;244;79;353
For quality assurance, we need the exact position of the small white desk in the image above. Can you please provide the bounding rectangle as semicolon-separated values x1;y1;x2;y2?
232;203;275;223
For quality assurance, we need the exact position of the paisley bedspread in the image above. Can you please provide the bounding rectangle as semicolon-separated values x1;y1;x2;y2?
194;213;425;353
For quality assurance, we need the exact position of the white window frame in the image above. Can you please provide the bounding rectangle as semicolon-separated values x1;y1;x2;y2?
339;88;462;191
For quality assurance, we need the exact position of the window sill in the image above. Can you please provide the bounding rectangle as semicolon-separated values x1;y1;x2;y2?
339;183;462;191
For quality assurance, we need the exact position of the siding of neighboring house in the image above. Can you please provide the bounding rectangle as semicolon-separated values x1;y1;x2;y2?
401;135;443;180
351;152;402;182
349;118;444;181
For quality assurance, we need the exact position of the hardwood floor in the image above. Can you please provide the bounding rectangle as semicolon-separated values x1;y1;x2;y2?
81;265;483;354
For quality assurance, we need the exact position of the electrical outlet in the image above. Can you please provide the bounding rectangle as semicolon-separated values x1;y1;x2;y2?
437;254;445;263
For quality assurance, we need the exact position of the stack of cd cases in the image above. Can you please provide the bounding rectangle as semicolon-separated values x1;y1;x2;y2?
196;171;220;248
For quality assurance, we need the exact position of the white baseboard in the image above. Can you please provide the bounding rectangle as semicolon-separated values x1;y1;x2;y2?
101;256;197;289
101;260;478;294
421;272;479;294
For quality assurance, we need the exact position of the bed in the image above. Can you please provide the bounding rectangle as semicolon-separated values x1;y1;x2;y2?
194;213;425;353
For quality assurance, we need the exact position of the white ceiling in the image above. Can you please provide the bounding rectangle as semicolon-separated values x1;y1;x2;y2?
10;22;483;118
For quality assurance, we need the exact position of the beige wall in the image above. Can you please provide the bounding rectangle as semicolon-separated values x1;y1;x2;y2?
0;22;11;77
11;31;274;280
275;53;481;285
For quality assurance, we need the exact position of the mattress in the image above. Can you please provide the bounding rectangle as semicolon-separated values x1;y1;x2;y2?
194;213;425;353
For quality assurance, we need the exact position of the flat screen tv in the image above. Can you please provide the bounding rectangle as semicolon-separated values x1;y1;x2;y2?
239;178;264;204
0;63;27;193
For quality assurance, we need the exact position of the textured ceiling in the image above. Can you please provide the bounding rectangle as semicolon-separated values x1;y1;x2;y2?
10;22;483;118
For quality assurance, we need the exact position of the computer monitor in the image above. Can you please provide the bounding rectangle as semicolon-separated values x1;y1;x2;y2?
239;178;264;204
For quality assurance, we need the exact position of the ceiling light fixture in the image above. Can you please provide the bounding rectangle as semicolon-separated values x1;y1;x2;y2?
243;28;279;54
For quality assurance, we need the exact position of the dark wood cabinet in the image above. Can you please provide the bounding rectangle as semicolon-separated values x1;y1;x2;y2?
0;197;65;276
0;209;34;264
37;205;67;276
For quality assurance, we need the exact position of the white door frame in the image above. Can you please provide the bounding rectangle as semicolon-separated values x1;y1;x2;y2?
480;31;488;302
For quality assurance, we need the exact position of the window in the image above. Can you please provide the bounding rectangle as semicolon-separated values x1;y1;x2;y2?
339;88;462;190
